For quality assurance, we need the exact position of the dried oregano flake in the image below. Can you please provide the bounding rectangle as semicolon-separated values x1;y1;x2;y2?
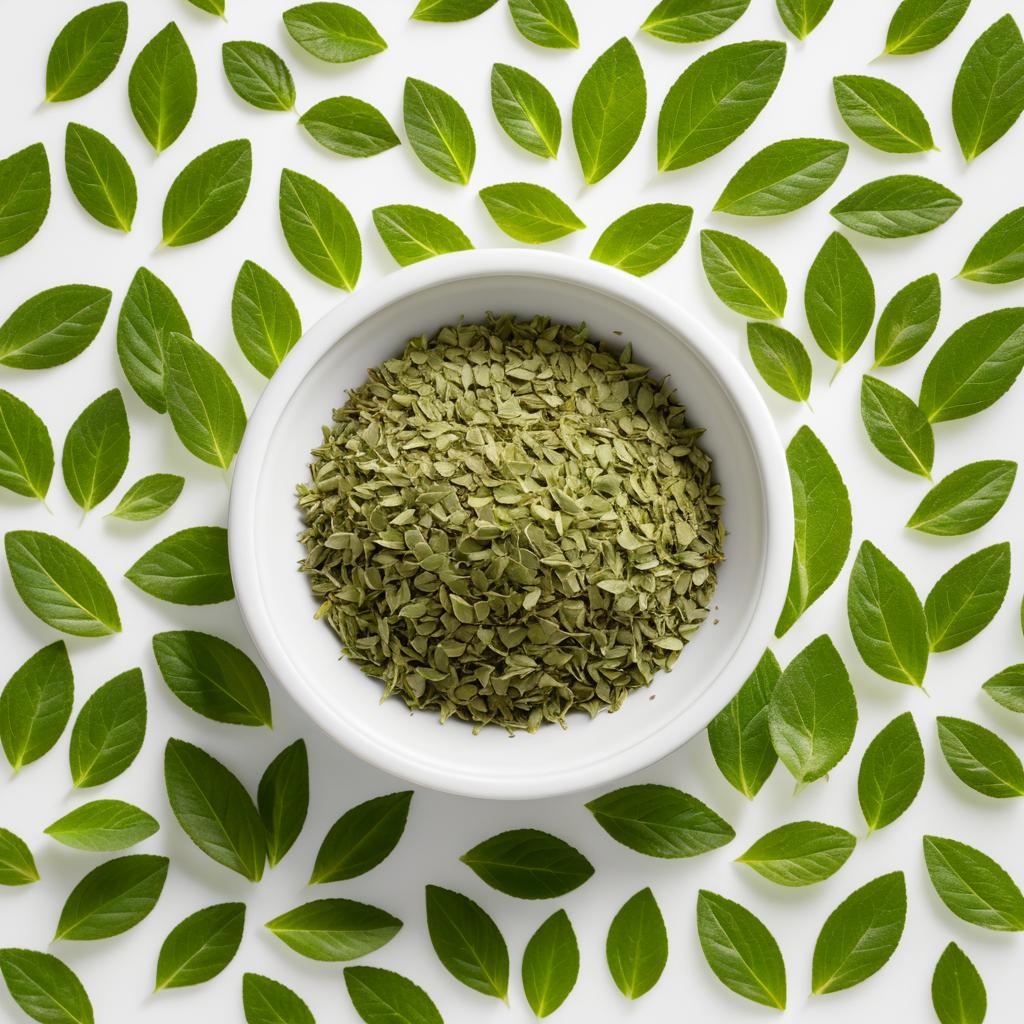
297;314;724;732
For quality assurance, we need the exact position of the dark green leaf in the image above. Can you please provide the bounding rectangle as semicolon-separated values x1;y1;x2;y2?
344;966;444;1024
924;835;1024;930
932;942;987;1024
403;78;475;184
45;2;127;103
0;143;51;258
128;23;196;153
0;949;93;1024
983;664;1024;714
162;140;251;246
411;0;498;20
126;526;233;605
300;97;400;157
258;740;308;868
222;41;295;112
479;182;584;243
737;821;854;886
776;0;834;38
831;174;961;238
0;388;53;501
606;888;667;999
64;123;135;231
283;3;387;63
61;389;130;512
155;903;245;990
858;712;924;832
425;885;508;1000
925;543;1011;651
908;461;1015;536
266;898;401;961
0;642;73;772
109;474;183;522
833;75;935;153
311;792;412;884
747;323;811;402
0;828;39;886
508;0;578;48
860;376;933;478
960;206;1024;283
521;910;578;1017
69;669;146;788
886;0;971;55
590;203;692;276
937;716;1024;798
491;63;561;159
642;0;750;42
700;229;787;319
873;273;941;367
372;205;473;266
460;828;593;898
243;974;315;1024
0;284;111;370
231;261;301;378
45;800;159;852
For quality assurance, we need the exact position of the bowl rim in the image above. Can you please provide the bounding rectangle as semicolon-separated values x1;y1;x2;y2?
228;249;792;800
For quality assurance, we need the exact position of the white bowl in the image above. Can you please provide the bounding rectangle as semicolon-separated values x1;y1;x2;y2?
229;250;792;800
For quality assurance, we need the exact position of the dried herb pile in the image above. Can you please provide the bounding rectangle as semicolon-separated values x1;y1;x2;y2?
297;314;724;731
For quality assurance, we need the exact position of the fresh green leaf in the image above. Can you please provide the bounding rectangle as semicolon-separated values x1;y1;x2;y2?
858;712;924;832
696;890;786;1008
222;41;295;112
5;532;120;637
283;3;387;63
776;426;853;636
311;792;412;884
937;716;1024;798
953;15;1024;161
908;461;1015;536
243;974;315;1024
479;182;584;243
187;0;225;15
45;2;127;103
460;829;593;898
128;23;196;153
860;376;933;478
959;206;1024;283
521;910;578;1017
737;821;854;887
776;0;834;38
983;665;1024;714
0;143;51;258
769;634;857;788
811;873;906;994
55;854;168;941
45;800;159;852
64;123;135;231
125;526;234;605
61;389;130;512
508;0;578;48
0;829;39;886
923;835;1024;930
833;75;935;153
69;669;146;788
491;63;561;159
590;204;692;276
746;324;812;402
873;273;941;367
925;543;1011;651
403;78;475;184
586;783;734;857
164;737;266;881
714;138;847;217
0;285;111;370
162;140;251;246
258;740;308;868
425;885;508;1000
0;389;53;501
279;168;362;289
606;888;667;999
231;261;301;378
300;97;400;157
657;41;786;171
345;966;444;1024
932;943;986;1024
411;0;499;20
109;474;183;522
372;205;473;266
164;333;247;469
0;642;73;773
700;229;786;319
155;903;245;990
831;174;961;238
642;0;751;43
266;899;401;961
0;949;94;1024
886;0;971;55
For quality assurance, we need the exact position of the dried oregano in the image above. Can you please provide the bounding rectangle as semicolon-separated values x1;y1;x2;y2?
297;314;724;731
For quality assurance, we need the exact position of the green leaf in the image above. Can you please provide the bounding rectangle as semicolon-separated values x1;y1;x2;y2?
700;229;786;319
858;712;924;832
571;38;645;184
932;943;987;1024
128;23;196;153
0;828;39;886
521;910;578;1017
590;203;692;276
258;740;308;868
642;0;750;43
923;835;1024;930
279;168;362;289
283;3;387;63
424;885;508;1000
831;174;961;238
491;63;561;159
811;872;906;994
372;205;472;266
0;143;51;258
737;821;854;886
776;426;852;636
243;974;315;1024
460;829;593;898
69;669;146;788
776;0;834;38
109;474;183;522
61;389;130;512
746;324;812;402
266;899;402;962
0;284;111;370
918;309;1024;422
707;649;780;799
886;0;971;55
769;635;857;788
925;543;1011;651
0;949;94;1024
344;966;444;1024
696;890;786;1008
126;526;234;605
908;461;1016;536
311;792;412;884
231;261;301;378
164;737;266;881
657;41;785;171
222;41;295;112
873;273;941;367
586;783;734;857
804;232;874;370
45;2;127;103
187;0;225;15
606;888;667;999
833;75;935;153
116;267;190;414
959;206;1024;283
155;903;245;990
64;123;135;231
0;389;53;501
300;97;400;157
162;140;251;246
508;0;578;48
0;642;73;772
164;333;247;469
953;15;1024;161
937;716;1024;798
479;182;584;243
55;854;168;941
983;664;1024;714
5;532;121;637
860;376;933;478
714;137;847;217
403;78;475;184
411;0;498;20
45;800;159;852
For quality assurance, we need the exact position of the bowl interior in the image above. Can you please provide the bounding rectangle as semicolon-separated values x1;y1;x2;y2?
240;262;778;798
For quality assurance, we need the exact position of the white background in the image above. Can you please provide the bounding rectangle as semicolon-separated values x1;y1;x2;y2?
2;0;1024;1021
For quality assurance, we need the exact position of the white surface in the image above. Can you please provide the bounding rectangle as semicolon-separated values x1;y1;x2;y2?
1;0;1024;1021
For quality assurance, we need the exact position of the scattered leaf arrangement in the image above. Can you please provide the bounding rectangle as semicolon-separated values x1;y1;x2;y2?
2;0;1024;1021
